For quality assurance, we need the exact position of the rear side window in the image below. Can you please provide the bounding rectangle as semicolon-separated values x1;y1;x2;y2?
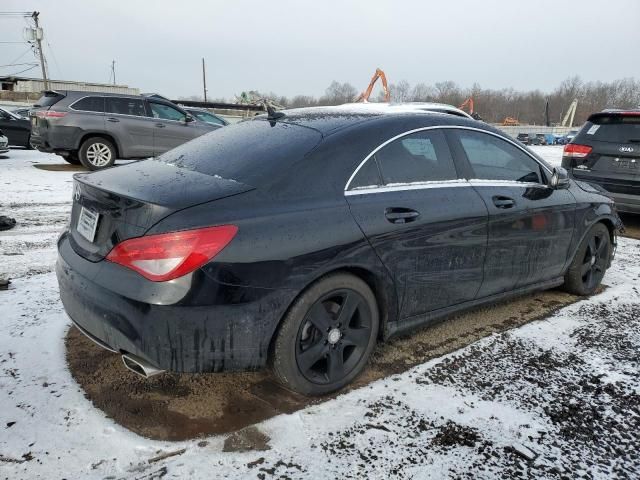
71;96;105;113
105;97;147;117
457;130;542;183
158;120;322;186
375;130;458;185
349;157;382;189
582;116;640;143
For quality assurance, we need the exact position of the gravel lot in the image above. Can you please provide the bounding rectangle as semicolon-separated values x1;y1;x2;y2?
1;147;639;479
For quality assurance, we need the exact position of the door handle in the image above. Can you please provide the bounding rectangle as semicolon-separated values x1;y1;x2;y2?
106;117;119;123
155;123;166;128
384;207;420;224
492;196;515;209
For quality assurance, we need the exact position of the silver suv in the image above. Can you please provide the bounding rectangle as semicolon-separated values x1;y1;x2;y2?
30;91;219;170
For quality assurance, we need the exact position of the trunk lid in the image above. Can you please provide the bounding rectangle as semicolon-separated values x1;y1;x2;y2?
69;159;254;261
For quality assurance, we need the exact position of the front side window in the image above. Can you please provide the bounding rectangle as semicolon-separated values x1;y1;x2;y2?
375;129;458;185
105;97;147;117
71;96;105;113
457;130;543;183
150;103;186;122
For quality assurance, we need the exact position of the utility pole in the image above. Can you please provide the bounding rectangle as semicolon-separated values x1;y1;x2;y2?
111;60;116;85
31;11;49;90
202;58;207;102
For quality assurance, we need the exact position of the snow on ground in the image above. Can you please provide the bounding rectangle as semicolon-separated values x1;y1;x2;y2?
1;148;639;479
530;145;564;168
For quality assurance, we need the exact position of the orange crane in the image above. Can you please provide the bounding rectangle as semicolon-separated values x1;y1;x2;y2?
458;97;475;115
354;68;390;103
502;117;520;126
459;97;484;120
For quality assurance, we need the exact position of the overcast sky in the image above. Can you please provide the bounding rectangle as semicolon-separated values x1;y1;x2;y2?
1;0;639;100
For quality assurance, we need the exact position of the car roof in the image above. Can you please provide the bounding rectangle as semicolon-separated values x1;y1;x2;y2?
255;104;477;135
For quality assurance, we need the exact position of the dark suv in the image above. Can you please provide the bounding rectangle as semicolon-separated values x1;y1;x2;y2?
562;110;640;213
30;91;217;170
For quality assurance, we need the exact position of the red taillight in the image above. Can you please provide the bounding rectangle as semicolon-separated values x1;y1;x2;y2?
106;225;238;282
35;110;67;118
563;144;592;158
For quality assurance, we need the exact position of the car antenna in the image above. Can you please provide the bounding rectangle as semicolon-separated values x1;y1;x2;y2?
266;104;285;120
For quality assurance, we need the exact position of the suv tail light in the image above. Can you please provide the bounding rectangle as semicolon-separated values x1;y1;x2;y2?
106;225;238;282
563;144;592;158
35;110;67;118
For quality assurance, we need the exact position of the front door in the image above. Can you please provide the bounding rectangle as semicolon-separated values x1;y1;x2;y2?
148;102;201;156
448;128;576;297
345;128;488;319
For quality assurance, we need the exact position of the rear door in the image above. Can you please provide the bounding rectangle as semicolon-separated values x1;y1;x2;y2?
345;128;488;319
564;114;640;211
104;96;155;158
148;101;204;155
449;128;575;295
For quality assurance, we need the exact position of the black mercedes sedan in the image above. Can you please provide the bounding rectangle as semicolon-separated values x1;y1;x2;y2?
56;106;622;396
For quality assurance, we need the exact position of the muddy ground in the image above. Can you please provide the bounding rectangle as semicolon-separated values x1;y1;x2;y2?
66;287;586;442
621;212;640;240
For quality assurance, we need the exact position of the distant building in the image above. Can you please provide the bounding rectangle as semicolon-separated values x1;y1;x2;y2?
0;76;139;95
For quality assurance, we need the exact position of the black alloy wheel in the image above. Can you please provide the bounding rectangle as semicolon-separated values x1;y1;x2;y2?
564;223;611;296
271;273;379;396
296;289;372;385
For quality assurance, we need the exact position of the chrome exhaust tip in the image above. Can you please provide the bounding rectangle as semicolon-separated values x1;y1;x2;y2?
122;353;165;378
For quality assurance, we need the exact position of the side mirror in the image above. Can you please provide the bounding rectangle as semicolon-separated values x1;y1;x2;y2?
184;114;195;124
550;167;570;189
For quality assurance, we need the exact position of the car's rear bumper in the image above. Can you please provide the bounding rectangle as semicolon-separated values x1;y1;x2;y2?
56;232;292;373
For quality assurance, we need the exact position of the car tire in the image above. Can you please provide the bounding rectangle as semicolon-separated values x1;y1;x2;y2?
79;137;116;170
271;273;379;396
26;136;35;150
563;223;611;296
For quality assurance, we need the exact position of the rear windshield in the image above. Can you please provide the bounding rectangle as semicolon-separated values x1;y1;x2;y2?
157;119;322;186
583;116;640;143
35;91;66;108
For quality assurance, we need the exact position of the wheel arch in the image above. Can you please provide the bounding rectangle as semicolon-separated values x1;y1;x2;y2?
266;265;398;361
78;132;121;158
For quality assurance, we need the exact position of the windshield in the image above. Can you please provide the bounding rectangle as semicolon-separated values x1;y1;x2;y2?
157;119;322;186
0;107;21;120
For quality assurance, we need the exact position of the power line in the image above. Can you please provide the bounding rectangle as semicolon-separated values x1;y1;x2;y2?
4;65;38;76
0;62;37;68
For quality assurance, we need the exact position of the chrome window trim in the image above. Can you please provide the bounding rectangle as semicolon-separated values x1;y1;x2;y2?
344;125;553;193
345;179;547;196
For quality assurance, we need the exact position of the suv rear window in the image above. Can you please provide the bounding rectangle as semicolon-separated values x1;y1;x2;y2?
157;120;322;186
71;96;105;113
582;115;640;143
35;91;65;108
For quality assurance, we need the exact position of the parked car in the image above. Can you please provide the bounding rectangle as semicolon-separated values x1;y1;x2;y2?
560;129;580;144
0;129;9;154
562;110;640;213
516;132;530;144
182;107;228;127
30;91;216;170
0;106;33;148
57;106;622;396
535;133;547;145
11;107;31;119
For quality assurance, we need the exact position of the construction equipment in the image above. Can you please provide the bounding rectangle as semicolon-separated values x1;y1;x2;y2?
502;117;520;126
561;99;578;127
354;68;390;103
458;97;483;120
